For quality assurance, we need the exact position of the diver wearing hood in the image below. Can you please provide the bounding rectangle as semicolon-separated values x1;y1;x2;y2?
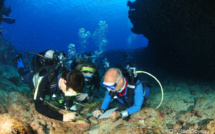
71;53;100;102
14;49;85;121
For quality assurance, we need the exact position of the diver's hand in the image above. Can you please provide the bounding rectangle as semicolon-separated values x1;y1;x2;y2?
63;113;78;122
76;93;88;101
110;111;121;121
93;110;104;118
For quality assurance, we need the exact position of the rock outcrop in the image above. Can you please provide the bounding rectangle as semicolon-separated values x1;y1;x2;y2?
0;114;33;134
1;58;215;133
127;0;215;79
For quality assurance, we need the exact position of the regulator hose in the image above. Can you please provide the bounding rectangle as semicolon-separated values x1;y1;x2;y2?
136;71;163;109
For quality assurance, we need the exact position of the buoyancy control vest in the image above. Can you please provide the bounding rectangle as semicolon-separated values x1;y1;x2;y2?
32;72;60;100
107;65;164;109
29;50;66;96
108;68;148;108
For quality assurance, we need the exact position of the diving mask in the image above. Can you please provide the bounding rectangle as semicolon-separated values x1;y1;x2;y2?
102;70;122;91
102;82;116;91
81;66;95;81
83;74;93;79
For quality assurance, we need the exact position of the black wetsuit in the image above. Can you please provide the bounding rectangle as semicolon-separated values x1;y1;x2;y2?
16;50;65;121
31;74;64;121
18;66;64;121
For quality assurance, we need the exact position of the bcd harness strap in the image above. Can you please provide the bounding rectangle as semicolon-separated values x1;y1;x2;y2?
110;80;147;108
33;72;59;101
33;76;43;100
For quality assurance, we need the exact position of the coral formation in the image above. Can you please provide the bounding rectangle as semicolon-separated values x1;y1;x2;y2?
0;36;17;64
0;114;33;134
202;119;215;134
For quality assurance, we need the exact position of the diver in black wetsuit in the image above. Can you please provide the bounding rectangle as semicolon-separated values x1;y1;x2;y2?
15;50;85;121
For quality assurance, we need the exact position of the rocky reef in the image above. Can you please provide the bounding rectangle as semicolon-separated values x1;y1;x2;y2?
127;0;215;80
0;114;33;134
1;59;215;133
0;36;17;64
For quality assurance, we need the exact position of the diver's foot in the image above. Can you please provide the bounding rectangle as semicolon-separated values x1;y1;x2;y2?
12;54;22;63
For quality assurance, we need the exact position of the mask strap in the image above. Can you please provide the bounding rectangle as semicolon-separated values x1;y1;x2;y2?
117;78;126;93
114;68;122;87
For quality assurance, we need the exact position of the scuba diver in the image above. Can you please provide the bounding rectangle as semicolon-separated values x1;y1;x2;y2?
1;15;15;24
93;67;150;121
0;4;15;41
70;53;100;102
0;1;15;24
14;49;85;121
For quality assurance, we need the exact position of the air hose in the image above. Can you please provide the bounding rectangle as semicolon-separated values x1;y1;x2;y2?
136;71;163;109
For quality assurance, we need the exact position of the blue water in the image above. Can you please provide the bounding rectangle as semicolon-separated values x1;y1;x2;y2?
1;0;148;54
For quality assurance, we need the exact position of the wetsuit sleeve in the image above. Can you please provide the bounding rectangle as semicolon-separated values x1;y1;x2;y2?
126;82;144;115
101;91;112;111
34;77;63;121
